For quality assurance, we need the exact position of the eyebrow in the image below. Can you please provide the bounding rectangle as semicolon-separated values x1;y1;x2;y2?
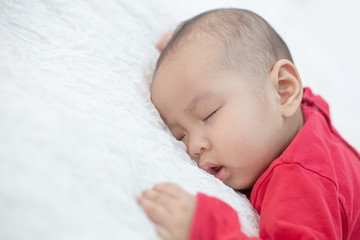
185;92;212;113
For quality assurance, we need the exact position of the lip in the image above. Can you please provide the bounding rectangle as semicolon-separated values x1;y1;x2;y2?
200;162;229;182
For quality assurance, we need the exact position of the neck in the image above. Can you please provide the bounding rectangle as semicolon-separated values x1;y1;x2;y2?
285;107;304;150
275;107;304;160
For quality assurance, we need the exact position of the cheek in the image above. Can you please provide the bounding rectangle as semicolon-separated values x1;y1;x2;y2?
212;118;246;155
212;110;262;158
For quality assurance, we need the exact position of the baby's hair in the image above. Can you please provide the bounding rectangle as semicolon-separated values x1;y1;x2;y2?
156;8;293;81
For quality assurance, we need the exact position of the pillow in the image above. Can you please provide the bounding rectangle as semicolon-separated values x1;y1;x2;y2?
0;0;259;239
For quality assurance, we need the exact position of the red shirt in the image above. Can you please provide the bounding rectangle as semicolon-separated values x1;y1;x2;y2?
190;88;360;240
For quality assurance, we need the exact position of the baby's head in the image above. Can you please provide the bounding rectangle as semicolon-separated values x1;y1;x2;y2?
151;9;304;190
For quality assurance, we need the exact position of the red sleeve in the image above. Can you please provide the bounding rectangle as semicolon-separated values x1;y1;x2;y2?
190;164;343;240
189;193;258;240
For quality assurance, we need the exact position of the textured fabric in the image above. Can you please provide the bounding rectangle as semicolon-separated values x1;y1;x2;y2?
190;88;360;239
0;1;260;239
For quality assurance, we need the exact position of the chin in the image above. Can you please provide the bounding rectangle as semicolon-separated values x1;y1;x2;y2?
227;180;253;191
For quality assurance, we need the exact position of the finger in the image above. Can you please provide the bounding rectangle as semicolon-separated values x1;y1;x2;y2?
155;223;172;240
153;182;186;198
156;30;174;52
142;189;174;208
137;195;170;224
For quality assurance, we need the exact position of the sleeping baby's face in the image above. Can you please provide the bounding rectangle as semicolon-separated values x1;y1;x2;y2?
151;40;285;190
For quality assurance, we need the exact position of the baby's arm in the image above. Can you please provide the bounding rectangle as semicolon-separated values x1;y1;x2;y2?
138;183;256;240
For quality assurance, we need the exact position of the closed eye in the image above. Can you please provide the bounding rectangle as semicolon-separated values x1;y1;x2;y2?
203;108;219;122
177;135;185;141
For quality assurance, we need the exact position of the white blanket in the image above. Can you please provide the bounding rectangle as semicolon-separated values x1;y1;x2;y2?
1;0;359;239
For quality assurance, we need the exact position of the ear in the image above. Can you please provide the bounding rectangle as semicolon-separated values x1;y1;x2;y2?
269;59;303;119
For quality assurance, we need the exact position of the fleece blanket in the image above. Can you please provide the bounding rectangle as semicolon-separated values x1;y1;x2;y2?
0;0;359;239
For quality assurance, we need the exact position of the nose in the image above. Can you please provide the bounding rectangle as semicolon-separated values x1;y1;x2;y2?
188;132;211;160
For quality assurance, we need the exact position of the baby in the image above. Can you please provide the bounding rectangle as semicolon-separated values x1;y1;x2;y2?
138;8;360;240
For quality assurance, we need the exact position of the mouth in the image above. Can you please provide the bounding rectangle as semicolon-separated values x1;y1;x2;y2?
201;163;228;182
214;166;228;182
209;166;222;175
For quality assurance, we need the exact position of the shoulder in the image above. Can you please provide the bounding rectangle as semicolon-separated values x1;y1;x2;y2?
250;161;338;213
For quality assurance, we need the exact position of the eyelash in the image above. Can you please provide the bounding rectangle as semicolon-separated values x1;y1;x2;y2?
178;136;185;141
176;108;220;141
203;109;218;122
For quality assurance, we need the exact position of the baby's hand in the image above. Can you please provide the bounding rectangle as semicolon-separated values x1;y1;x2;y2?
138;183;196;240
156;31;174;52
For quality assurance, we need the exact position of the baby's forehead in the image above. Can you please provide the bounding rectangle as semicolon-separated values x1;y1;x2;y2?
157;37;222;72
156;27;221;65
